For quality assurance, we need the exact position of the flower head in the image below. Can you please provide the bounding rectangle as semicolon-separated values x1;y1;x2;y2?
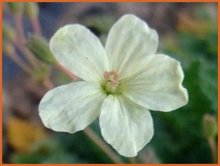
39;14;188;157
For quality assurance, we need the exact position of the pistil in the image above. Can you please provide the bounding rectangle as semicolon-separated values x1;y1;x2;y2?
103;71;120;95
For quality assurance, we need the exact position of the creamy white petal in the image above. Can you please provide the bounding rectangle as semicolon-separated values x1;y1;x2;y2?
100;95;154;157
50;24;109;82
105;14;158;75
123;54;188;112
39;81;106;133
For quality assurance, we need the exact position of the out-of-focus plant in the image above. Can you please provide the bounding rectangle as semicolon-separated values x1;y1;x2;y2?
25;2;41;35
27;35;55;64
6;117;47;153
154;4;217;163
203;114;217;163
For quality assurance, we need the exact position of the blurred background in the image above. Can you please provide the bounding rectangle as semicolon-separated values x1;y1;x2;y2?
2;2;218;164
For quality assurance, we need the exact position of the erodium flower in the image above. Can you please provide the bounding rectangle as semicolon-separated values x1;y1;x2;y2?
39;14;188;157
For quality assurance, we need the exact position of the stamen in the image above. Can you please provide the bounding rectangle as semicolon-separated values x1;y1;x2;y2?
103;70;120;94
103;71;109;80
103;71;119;87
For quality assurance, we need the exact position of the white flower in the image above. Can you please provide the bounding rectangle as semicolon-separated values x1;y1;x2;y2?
39;14;188;157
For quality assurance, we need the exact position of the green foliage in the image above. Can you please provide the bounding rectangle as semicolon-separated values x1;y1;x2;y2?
11;138;81;163
151;60;215;163
151;5;217;163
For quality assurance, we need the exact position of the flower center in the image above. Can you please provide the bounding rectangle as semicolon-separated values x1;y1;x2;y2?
102;71;121;95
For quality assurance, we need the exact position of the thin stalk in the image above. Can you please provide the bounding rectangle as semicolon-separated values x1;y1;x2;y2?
30;17;41;36
129;157;137;164
42;78;54;89
14;14;25;43
208;138;217;163
7;51;32;76
14;13;39;68
55;62;78;81
14;41;38;67
84;128;124;163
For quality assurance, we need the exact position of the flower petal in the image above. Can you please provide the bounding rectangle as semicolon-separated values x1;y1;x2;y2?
50;24;109;82
100;95;154;157
123;54;188;112
105;14;158;75
39;81;105;133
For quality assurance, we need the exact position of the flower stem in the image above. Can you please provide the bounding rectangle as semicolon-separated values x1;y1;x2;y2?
31;17;41;36
84;127;124;163
9;54;32;75
129;157;137;163
208;137;217;163
55;62;79;81
42;78;54;89
6;48;32;75
14;13;39;68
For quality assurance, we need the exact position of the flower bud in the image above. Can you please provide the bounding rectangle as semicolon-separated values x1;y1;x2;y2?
25;2;39;19
7;3;24;15
27;35;55;64
3;23;15;43
203;114;217;139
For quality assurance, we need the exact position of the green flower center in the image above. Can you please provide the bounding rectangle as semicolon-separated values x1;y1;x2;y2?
102;71;122;95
